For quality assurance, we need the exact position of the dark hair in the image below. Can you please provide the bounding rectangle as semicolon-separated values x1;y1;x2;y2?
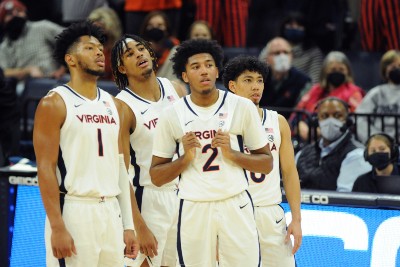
315;96;350;115
111;34;158;90
53;21;106;67
171;39;224;81
279;11;313;49
364;133;399;162
139;10;172;37
222;55;269;89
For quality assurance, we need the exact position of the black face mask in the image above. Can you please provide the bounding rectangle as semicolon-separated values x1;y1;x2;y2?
283;28;305;44
367;152;391;171
327;72;346;87
144;28;166;43
3;16;27;40
388;68;400;85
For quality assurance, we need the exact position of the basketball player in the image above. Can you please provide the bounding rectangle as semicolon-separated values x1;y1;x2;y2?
149;39;273;267
111;34;186;267
33;21;137;266
222;55;302;267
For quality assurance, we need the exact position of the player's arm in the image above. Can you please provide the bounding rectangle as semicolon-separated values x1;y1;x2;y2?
278;114;302;254
171;80;188;98
114;98;138;258
33;92;76;259
118;99;159;258
150;131;201;186
212;130;273;174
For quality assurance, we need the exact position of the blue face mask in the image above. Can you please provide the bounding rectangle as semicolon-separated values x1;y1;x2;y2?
284;28;305;44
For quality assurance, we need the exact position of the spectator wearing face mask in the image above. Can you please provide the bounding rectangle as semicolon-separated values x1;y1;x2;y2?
280;12;324;85
0;0;65;81
355;50;400;144
295;97;372;192
353;133;400;193
139;10;180;69
292;51;365;141
258;37;311;114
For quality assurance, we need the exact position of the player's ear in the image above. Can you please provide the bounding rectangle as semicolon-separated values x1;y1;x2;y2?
65;54;75;67
228;80;237;93
118;65;126;75
182;71;189;83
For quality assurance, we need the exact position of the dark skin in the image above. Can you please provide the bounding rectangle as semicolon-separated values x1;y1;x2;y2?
34;35;138;260
117;39;186;266
317;100;348;147
150;53;273;186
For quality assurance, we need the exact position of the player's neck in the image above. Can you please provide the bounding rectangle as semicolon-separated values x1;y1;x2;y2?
67;73;99;100
257;106;263;119
190;87;219;107
127;73;161;101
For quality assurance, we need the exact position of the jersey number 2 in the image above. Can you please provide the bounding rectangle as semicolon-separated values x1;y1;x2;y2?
202;144;219;172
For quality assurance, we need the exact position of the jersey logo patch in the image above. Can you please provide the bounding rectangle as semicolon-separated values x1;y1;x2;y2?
239;203;249;209
276;217;283;224
185;120;194;126
141;109;149;115
74;104;83;108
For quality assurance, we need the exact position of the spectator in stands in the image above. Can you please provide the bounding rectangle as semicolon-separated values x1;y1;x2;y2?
353;133;400;193
280;12;324;85
258;37;311;114
140;11;180;70
157;20;214;81
0;67;20;166
355;50;400;144
88;7;122;80
296;97;371;192
124;0;182;37
0;0;65;81
293;51;365;140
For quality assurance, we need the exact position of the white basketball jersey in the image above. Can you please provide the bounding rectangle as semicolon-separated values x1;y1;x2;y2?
116;77;179;188
153;90;268;201
247;108;282;206
50;85;120;197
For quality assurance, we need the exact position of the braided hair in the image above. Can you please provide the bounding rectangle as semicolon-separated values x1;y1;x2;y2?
111;34;158;90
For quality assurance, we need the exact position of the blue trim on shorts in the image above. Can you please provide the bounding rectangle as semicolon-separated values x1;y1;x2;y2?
58;258;66;266
245;190;261;267
177;199;185;266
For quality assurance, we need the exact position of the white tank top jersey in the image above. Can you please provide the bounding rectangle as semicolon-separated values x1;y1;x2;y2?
247;109;282;206
152;90;268;201
116;77;180;188
50;85;121;198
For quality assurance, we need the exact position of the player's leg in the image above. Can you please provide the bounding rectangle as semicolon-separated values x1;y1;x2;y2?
177;199;217;267
255;205;294;267
135;187;177;266
98;198;125;267
217;191;260;267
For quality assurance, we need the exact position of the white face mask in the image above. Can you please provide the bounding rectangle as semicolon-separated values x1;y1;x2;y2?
273;54;291;72
319;117;345;141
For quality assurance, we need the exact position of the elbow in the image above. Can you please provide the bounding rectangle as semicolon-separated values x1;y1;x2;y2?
150;169;163;187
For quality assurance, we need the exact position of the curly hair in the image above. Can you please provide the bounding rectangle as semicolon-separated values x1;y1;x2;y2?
222;55;269;89
53;21;106;67
111;34;158;90
171;39;224;81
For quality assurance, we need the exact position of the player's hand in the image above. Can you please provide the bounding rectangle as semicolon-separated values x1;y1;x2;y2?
27;66;44;78
136;224;158;258
285;220;302;254
182;131;201;162
124;229;139;259
211;129;233;159
51;227;77;259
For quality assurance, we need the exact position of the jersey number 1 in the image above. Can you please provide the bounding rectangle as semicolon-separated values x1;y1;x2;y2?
97;128;104;157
